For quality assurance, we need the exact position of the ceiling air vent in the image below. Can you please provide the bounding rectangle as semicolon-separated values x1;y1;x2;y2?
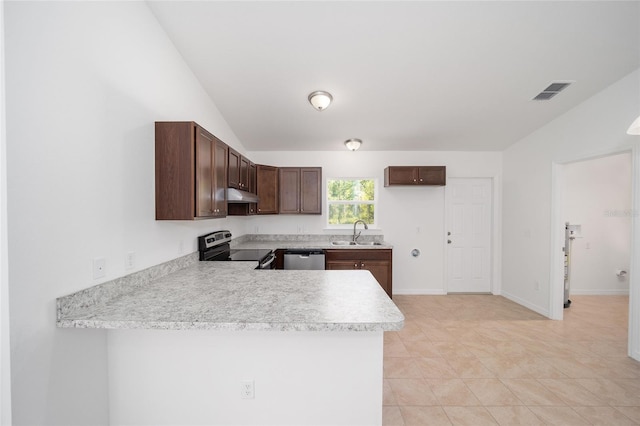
532;81;572;101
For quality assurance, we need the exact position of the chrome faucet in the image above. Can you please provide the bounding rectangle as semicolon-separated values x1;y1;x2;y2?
352;220;369;242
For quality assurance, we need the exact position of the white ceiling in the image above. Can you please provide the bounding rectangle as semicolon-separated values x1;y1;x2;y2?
148;1;640;151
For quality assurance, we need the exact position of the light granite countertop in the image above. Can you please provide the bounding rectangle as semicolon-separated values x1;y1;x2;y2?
57;258;404;332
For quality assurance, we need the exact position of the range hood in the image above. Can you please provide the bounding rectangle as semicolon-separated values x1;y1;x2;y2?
227;188;259;203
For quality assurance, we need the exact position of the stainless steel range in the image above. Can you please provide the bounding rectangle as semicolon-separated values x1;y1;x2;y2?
198;230;275;269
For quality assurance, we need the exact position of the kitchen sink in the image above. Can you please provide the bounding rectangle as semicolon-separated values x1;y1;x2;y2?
330;241;357;246
356;242;383;246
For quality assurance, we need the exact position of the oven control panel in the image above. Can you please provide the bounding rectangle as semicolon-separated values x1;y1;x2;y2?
198;230;232;251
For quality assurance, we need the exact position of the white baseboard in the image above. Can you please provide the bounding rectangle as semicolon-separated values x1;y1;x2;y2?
393;289;447;296
570;289;630;296
501;291;550;318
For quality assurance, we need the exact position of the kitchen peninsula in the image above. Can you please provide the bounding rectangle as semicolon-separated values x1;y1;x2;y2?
57;254;403;425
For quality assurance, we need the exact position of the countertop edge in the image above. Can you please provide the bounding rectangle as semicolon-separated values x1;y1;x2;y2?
56;318;405;332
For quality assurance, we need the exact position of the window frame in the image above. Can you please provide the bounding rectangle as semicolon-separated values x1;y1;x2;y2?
325;177;378;229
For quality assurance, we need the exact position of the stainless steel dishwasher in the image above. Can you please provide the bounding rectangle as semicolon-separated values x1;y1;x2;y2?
283;249;325;270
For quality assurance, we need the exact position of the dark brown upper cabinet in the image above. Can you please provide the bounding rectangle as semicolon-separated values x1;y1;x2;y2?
228;161;258;216
228;148;252;191
279;167;322;214
384;166;446;186
256;164;279;214
155;121;228;220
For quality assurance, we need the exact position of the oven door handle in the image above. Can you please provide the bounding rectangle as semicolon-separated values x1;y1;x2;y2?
259;254;276;269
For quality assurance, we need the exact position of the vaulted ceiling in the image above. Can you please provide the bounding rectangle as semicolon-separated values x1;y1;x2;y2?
148;1;640;151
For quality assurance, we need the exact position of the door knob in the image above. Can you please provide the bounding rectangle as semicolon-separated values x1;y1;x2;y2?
447;231;451;236
447;240;452;244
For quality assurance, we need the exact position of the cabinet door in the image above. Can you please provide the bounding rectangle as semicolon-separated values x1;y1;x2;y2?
417;166;446;185
384;166;418;185
195;128;214;218
239;156;251;190
212;139;228;217
360;260;391;298
279;168;301;214
155;122;195;220
249;163;257;194
256;165;278;214
300;168;322;214
248;162;257;215
325;249;393;298
228;148;241;189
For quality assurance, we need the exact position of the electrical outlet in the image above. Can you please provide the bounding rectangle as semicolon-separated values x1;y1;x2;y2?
241;380;254;399
93;258;106;280
534;280;540;291
125;252;135;270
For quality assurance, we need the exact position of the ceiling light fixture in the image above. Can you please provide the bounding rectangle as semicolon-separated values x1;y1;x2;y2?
344;138;362;151
308;91;333;111
627;115;640;135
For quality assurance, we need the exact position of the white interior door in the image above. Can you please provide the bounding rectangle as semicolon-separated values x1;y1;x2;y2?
446;178;492;293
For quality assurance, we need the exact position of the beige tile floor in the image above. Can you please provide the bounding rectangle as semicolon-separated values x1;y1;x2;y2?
383;295;640;425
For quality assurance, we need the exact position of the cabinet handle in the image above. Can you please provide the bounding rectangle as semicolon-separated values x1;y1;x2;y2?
419;179;423;182
362;262;365;268
354;263;358;268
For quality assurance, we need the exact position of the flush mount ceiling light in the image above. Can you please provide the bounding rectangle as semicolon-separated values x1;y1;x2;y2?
627;115;640;135
308;91;333;111
344;138;362;151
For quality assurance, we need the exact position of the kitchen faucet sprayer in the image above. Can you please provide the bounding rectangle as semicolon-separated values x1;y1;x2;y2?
353;220;369;242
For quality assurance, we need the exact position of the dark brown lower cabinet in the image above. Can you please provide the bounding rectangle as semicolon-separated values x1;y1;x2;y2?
274;249;285;270
324;249;393;298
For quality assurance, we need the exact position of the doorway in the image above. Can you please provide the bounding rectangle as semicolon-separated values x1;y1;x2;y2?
445;178;493;293
551;148;639;362
561;153;631;297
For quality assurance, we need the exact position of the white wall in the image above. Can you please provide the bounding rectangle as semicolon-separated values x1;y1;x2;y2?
248;151;502;295
563;152;632;295
4;2;248;424
107;330;383;425
0;0;12;423
502;69;639;316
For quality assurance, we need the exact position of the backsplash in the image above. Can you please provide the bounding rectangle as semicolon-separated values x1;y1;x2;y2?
231;233;385;246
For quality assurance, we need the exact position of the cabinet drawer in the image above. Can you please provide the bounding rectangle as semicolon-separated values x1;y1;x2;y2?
324;249;391;261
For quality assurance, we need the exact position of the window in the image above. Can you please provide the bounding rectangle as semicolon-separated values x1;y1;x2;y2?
327;178;377;227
